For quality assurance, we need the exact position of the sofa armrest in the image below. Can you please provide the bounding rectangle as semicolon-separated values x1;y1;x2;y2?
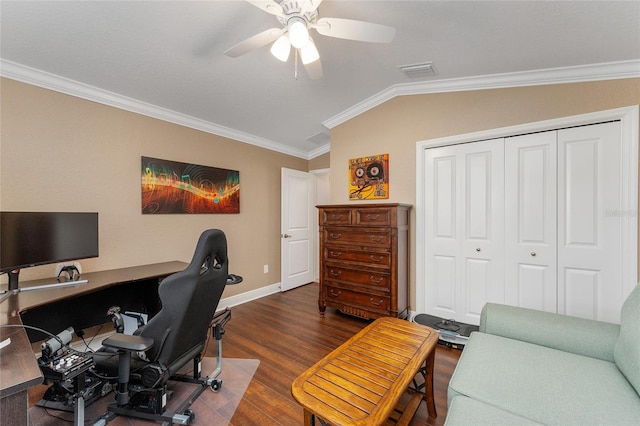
480;303;620;362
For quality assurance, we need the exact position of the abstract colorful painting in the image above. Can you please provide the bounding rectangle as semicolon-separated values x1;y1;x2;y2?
141;156;240;214
348;153;389;200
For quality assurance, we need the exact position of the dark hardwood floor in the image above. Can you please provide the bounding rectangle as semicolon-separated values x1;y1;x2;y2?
29;282;461;425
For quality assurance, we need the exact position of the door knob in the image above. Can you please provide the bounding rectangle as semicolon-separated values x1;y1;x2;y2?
282;234;292;238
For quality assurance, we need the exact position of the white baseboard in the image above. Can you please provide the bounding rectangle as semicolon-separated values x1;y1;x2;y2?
218;282;282;310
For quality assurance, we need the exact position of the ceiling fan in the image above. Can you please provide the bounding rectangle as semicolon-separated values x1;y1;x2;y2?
224;0;396;78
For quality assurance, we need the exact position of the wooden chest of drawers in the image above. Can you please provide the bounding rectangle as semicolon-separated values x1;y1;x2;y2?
317;203;411;320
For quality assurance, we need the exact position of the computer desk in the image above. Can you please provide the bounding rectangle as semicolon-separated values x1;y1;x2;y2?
0;261;188;422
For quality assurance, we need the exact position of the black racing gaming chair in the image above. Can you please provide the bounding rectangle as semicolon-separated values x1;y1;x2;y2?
93;229;238;424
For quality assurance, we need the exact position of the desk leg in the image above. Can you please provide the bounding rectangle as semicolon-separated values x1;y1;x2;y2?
424;349;437;418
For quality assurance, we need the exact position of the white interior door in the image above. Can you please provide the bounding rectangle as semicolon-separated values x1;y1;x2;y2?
557;122;623;322
424;139;505;324
281;168;314;291
505;131;557;312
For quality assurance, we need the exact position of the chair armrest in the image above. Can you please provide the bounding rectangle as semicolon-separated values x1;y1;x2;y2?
480;303;620;362
101;333;154;352
227;274;243;285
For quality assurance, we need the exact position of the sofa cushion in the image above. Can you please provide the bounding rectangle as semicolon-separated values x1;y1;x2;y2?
614;284;640;395
449;332;640;425
445;396;542;426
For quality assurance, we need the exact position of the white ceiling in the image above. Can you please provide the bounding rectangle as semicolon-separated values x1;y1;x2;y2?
1;1;639;159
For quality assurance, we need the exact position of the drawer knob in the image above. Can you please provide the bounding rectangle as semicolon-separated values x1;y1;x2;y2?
330;269;342;277
369;255;384;262
331;214;344;220
330;289;342;297
366;214;380;220
369;275;384;283
330;233;342;239
329;251;342;258
369;235;384;242
369;297;384;306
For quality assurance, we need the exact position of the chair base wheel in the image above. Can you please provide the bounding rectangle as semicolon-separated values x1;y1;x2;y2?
184;409;195;422
210;379;222;392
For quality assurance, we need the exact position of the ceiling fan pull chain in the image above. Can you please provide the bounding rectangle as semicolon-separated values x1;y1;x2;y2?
294;49;299;80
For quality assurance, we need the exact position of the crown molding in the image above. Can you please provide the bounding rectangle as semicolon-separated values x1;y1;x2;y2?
322;59;640;129
307;143;331;159
3;59;637;160
0;59;312;160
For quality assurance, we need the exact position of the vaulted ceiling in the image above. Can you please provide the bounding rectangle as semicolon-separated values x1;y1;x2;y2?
2;1;639;159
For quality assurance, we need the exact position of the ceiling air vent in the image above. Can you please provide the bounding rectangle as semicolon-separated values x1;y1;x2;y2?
306;131;330;145
398;62;437;79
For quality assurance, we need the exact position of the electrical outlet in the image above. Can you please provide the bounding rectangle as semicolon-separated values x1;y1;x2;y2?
263;264;269;274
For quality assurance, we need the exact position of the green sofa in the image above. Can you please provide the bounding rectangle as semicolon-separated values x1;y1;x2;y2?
445;284;640;425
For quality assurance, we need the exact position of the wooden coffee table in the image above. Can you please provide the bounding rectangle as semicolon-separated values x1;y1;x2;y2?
291;317;439;426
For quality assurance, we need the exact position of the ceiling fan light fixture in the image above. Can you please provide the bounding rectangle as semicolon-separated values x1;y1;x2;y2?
271;35;291;62
300;38;320;64
288;17;309;48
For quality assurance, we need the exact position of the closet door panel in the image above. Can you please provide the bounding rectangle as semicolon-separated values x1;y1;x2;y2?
433;255;456;312
564;267;599;320
465;258;492;317
434;156;457;239
564;140;599;245
558;122;622;322
425;150;459;318
517;264;551;309
505;132;557;312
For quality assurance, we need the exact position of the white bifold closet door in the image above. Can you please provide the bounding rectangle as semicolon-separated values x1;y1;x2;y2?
556;122;622;323
504;131;558;313
424;121;624;324
424;138;505;325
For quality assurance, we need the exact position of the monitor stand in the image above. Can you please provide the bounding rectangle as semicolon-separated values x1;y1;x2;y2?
8;270;19;291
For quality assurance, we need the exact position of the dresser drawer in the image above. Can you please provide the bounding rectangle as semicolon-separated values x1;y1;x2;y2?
324;265;390;289
321;209;352;225
324;247;391;267
355;208;392;226
325;285;390;312
323;228;391;247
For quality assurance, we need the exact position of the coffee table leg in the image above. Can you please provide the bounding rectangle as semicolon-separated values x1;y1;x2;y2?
304;409;315;426
424;350;437;417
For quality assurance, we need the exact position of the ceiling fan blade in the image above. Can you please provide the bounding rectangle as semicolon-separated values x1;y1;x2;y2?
303;56;323;80
312;17;396;43
225;27;286;58
246;0;284;18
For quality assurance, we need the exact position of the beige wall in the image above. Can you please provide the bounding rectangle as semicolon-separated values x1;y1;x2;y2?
0;78;310;297
329;78;640;310
309;152;330;170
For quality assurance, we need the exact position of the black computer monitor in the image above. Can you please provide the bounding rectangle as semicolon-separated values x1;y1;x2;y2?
0;212;99;290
